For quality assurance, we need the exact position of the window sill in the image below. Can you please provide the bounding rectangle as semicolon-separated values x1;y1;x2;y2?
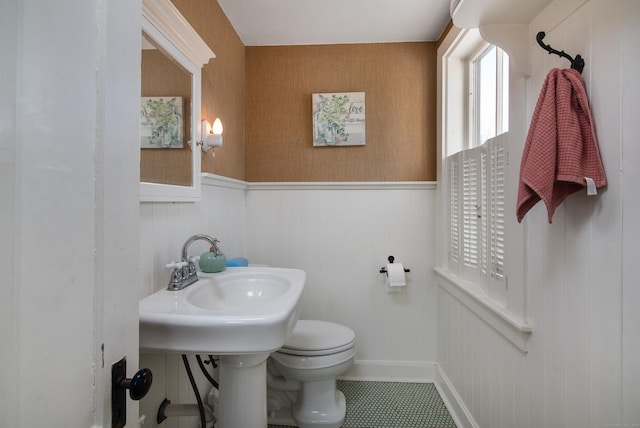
434;266;532;353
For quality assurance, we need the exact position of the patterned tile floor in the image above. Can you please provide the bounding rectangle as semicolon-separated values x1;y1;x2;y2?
269;380;457;428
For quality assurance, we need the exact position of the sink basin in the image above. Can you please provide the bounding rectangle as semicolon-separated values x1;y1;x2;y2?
139;267;305;354
187;272;291;311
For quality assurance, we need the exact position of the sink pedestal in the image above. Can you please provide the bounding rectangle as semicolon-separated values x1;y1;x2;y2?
217;353;270;428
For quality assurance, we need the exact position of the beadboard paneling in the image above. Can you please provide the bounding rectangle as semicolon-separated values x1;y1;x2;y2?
436;1;639;427
139;176;247;427
621;2;640;426
139;178;438;428
139;176;247;298
245;183;438;378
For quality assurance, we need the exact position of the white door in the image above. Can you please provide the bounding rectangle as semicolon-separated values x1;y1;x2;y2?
0;0;142;426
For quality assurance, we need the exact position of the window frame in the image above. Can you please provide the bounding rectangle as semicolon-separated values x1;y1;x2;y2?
444;31;510;306
436;25;531;351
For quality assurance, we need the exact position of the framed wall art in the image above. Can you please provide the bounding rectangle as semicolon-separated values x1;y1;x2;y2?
140;96;184;148
312;92;365;146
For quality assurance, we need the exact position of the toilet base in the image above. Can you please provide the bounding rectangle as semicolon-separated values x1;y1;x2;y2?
292;379;346;428
267;382;346;428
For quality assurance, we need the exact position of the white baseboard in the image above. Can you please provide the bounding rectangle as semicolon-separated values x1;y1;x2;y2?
340;359;436;383
434;364;479;428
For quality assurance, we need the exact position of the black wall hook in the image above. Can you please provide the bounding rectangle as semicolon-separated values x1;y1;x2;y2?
536;31;585;74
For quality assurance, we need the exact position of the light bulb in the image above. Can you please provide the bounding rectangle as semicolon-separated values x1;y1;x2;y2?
212;118;223;135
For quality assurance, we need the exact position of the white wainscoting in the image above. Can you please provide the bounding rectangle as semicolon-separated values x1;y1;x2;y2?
139;177;439;427
436;1;640;427
139;174;247;298
246;181;438;381
436;286;529;428
139;174;248;428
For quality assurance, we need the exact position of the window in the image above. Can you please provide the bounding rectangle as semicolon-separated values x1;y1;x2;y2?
446;37;509;304
471;44;509;149
438;26;531;347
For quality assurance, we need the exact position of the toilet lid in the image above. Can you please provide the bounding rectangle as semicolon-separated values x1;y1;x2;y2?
281;320;355;355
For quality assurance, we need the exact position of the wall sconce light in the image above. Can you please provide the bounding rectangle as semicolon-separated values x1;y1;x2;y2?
200;118;223;155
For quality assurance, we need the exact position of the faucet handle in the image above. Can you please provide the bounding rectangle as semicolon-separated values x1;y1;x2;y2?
166;261;188;269
210;239;223;256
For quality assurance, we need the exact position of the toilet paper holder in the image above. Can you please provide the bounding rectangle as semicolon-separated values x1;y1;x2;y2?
379;256;410;274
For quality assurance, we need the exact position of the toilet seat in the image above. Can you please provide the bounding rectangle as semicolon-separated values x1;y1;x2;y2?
277;320;356;356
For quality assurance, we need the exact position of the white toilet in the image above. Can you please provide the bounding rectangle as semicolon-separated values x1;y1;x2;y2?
267;320;356;428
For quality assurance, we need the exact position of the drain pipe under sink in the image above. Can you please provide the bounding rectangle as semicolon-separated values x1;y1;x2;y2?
157;399;215;427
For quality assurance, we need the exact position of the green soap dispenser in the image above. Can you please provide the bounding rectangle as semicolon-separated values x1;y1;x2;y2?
199;242;226;273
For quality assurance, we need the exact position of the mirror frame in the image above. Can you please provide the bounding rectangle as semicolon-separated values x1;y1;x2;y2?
141;0;215;202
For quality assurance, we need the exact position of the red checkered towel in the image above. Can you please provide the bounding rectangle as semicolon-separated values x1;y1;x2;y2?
516;68;606;223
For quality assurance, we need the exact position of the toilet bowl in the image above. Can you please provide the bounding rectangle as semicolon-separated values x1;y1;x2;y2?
267;320;356;428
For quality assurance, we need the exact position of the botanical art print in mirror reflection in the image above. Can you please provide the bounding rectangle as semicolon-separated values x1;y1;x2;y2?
140;96;184;148
313;92;365;146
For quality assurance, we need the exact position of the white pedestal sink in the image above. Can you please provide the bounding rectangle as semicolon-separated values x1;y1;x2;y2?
139;267;305;428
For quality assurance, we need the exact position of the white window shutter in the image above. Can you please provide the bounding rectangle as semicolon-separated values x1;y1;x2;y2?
480;146;489;276
462;148;480;269
489;138;506;280
448;153;460;264
447;138;507;293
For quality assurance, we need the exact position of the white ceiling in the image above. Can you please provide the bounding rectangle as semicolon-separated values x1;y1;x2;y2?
216;0;452;46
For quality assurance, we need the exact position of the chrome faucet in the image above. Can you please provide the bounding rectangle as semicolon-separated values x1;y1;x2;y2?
167;234;222;290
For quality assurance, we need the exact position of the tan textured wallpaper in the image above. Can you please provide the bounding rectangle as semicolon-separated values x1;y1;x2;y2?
172;0;246;180
145;1;437;183
245;43;437;182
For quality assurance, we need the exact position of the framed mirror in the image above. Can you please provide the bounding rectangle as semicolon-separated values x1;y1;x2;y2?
140;0;214;202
